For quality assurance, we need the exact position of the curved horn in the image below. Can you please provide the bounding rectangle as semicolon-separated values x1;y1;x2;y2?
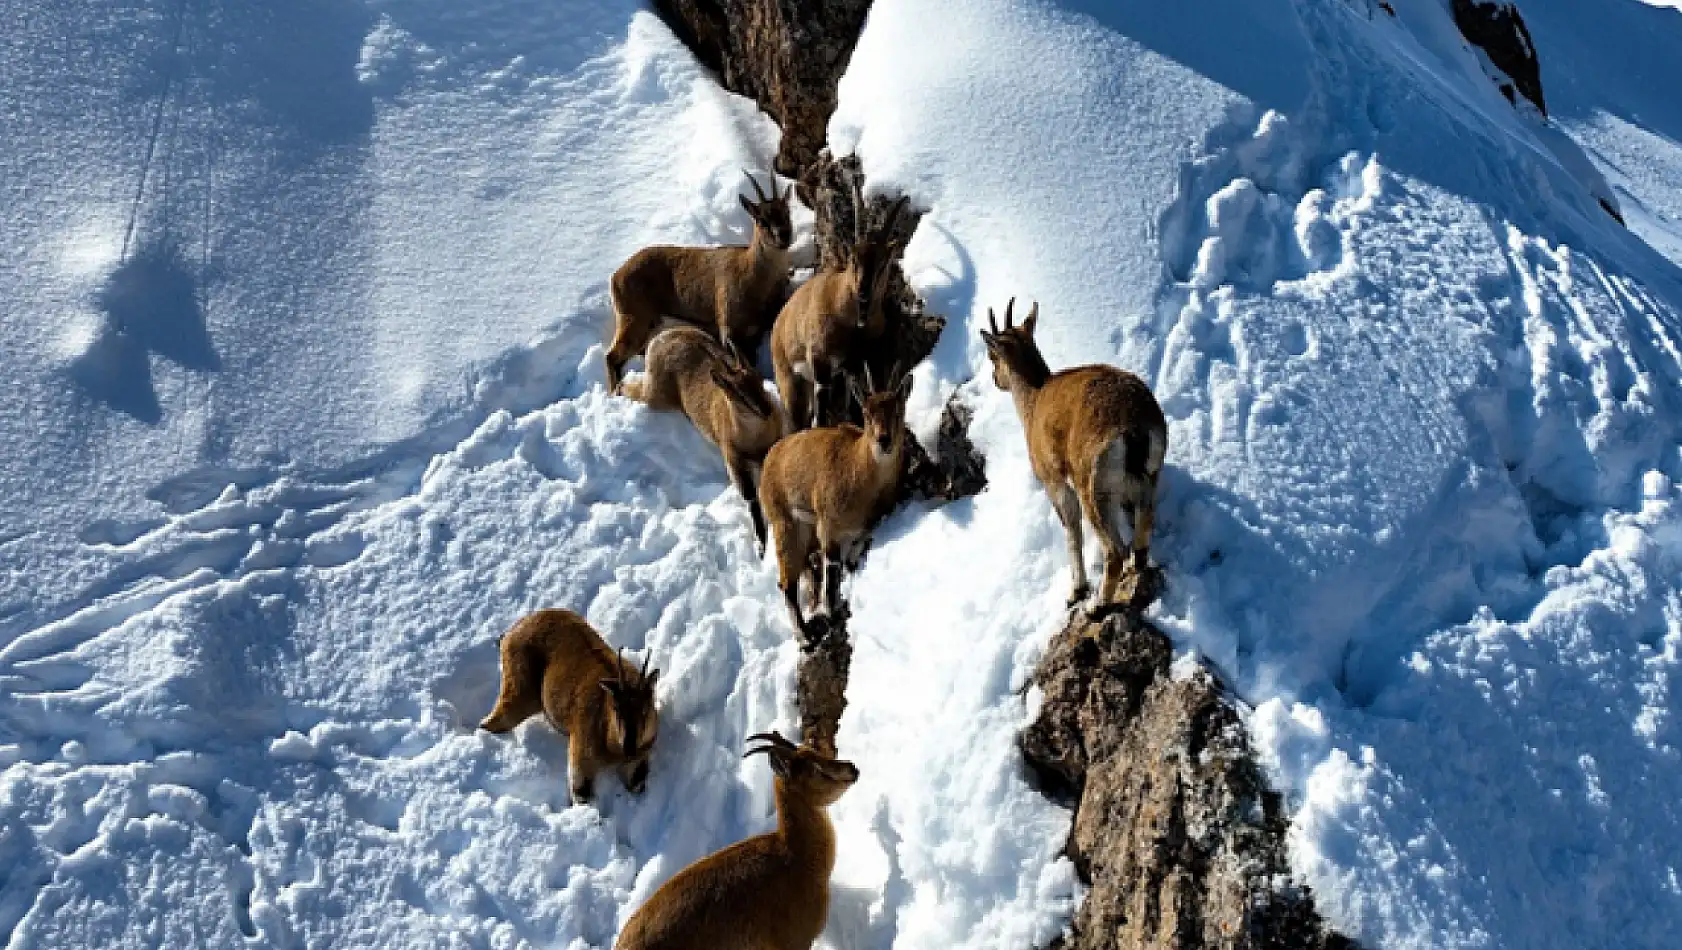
863;363;877;396
615;647;629;684
743;169;770;203
987;306;999;336
746;731;797;749
640;650;652;680
722;338;743;368
1003;297;1017;331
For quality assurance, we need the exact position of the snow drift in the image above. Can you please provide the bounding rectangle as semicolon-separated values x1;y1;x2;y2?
2;0;1680;949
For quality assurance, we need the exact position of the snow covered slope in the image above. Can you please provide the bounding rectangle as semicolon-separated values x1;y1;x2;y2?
3;0;1680;949
833;0;1682;947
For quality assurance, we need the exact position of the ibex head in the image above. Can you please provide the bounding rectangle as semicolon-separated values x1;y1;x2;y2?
601;649;660;792
848;179;909;329
848;363;913;458
979;298;1050;391
743;731;858;805
709;340;779;422
741;171;795;251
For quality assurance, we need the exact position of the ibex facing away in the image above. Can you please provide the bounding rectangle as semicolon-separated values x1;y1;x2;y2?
759;367;911;638
770;185;908;431
605;171;794;394
615;732;858;950
980;299;1167;611
622;326;785;549
480;609;660;805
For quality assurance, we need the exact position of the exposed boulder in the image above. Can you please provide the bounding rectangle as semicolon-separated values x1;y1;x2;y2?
649;0;873;177
1021;612;1357;950
1451;0;1547;116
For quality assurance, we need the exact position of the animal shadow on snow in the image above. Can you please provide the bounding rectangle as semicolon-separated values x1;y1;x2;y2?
67;239;218;424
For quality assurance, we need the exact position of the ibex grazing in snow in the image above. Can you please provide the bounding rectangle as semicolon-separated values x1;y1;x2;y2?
605;171;795;394
622;326;785;549
759;366;911;639
614;732;858;950
770;184;909;431
980;299;1168;612
480;609;660;805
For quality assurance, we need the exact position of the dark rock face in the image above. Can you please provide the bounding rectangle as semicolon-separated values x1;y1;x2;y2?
1022;613;1356;950
1451;0;1547;116
650;0;873;177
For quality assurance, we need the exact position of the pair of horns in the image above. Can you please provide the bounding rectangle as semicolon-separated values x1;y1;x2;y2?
743;730;799;760
850;173;910;244
612;647;653;686
742;170;790;204
986;297;1038;335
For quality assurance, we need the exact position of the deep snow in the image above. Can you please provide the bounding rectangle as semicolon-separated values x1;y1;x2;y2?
3;0;1681;949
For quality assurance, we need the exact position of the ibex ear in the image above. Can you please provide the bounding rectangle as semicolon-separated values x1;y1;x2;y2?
767;751;792;779
1023;301;1040;337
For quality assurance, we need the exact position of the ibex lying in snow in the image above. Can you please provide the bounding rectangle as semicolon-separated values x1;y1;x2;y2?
605;171;795;394
622;326;785;549
980;299;1167;611
614;732;857;950
480;609;660;804
759;366;911;638
770;184;908;431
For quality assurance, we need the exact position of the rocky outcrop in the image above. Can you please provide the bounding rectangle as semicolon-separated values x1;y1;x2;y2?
1021;612;1356;950
650;0;873;176
1451;0;1546;116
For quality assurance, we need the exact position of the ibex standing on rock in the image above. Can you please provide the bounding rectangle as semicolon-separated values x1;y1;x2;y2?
981;299;1167;613
770;184;908;431
480;609;660;805
759;366;911;639
622;326;785;549
614;732;858;950
605;171;795;393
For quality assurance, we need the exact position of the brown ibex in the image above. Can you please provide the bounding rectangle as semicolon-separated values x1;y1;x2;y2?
759;366;911;639
770;182;908;431
614;732;858;950
622;326;785;549
605;171;795;393
980;299;1168;612
479;609;660;804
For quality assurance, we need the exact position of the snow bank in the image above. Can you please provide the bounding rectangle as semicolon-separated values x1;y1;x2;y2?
833;0;1682;947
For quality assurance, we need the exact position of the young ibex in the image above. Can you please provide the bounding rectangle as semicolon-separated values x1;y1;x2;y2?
622;326;785;549
605;171;795;394
980;299;1168;611
759;366;911;638
614;732;858;950
770;183;908;431
479;609;660;804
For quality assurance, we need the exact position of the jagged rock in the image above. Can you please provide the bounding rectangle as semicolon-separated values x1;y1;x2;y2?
795;608;852;756
1451;0;1547;116
1021;613;1356;950
650;0;873;177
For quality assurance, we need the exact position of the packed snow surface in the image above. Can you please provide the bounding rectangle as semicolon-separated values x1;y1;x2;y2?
3;0;1681;949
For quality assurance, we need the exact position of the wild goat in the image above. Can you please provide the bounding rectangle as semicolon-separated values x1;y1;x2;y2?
614;732;857;950
759;366;911;638
980;299;1167;611
770;183;908;431
479;609;660;804
622;326;785;549
605;171;795;394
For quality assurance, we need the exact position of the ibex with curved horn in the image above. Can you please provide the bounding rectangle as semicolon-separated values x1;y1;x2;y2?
623;326;786;549
770;181;909;431
614;732;858;950
981;299;1168;612
480;609;660;804
605;171;795;393
758;364;912;639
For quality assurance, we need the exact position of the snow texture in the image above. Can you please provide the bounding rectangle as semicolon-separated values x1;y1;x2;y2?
3;0;1681;949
